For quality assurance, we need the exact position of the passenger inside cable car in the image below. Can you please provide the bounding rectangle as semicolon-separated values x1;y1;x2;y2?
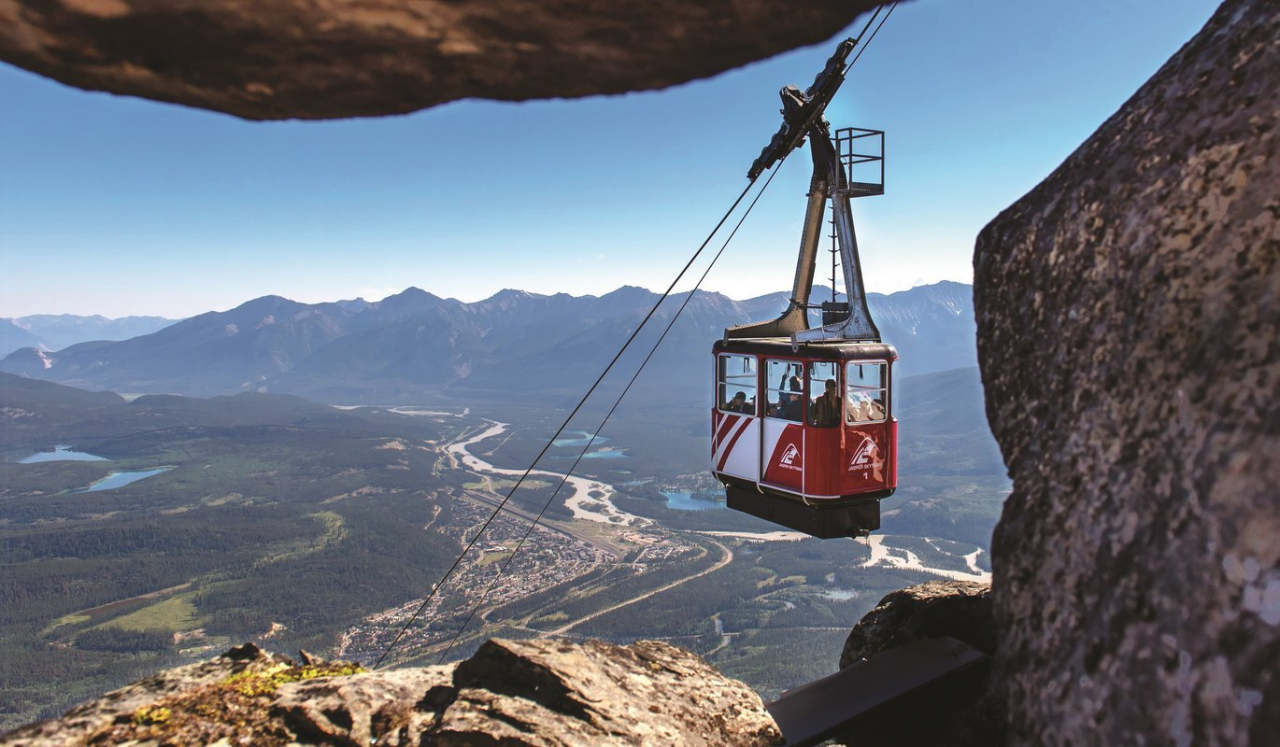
847;362;887;423
810;378;840;427
766;361;803;421
723;391;753;413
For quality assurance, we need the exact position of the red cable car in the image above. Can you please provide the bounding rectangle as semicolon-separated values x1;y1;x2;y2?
712;341;896;538
711;40;897;538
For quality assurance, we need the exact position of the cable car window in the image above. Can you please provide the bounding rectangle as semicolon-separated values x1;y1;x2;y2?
765;359;804;422
807;361;841;428
846;361;888;424
717;354;757;415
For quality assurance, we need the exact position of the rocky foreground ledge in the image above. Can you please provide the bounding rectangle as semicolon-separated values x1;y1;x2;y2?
1;638;782;747
3;580;1002;747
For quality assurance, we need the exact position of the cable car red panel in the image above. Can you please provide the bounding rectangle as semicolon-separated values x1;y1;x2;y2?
844;424;891;491
762;420;804;492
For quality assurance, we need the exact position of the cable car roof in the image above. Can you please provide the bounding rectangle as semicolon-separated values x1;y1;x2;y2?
713;337;897;360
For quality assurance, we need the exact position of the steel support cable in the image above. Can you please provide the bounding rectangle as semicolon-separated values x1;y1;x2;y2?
435;157;789;664
848;2;898;70
850;4;885;49
371;179;761;670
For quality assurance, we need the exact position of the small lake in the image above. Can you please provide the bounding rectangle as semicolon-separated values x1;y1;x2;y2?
822;588;861;601
662;490;725;511
552;431;611;448
581;449;628;460
18;446;110;464
80;467;174;492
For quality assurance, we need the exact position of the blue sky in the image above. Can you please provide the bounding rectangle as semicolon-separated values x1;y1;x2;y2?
1;0;1220;318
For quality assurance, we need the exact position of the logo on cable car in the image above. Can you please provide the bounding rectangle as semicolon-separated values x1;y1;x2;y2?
848;436;880;476
778;443;801;471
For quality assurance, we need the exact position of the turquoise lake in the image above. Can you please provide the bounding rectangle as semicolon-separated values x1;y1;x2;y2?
552;431;611;448
662;490;725;511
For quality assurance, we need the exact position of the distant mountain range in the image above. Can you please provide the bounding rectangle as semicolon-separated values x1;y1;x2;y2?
0;282;975;404
0;314;176;356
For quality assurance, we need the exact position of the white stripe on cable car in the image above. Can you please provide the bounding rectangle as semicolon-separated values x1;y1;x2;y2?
714;416;753;471
713;412;739;452
716;416;754;472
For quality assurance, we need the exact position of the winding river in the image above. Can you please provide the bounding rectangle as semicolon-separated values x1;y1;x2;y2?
445;421;651;527
860;534;992;583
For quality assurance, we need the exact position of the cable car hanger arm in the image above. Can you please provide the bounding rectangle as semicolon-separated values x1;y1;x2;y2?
728;35;883;345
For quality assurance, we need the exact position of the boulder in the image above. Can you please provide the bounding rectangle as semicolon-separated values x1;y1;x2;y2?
839;579;994;669
0;0;889;120
276;665;454;747
973;0;1280;744
439;638;783;747
0;639;781;747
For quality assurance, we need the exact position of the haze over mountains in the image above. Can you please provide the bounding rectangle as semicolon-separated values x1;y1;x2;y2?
0;315;176;356
1;282;975;404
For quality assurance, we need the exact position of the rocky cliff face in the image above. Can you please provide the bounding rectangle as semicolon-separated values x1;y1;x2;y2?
0;640;782;747
0;0;887;120
973;0;1279;744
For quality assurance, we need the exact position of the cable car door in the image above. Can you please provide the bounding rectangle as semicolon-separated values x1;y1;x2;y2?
761;358;805;493
842;360;894;493
713;353;760;481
